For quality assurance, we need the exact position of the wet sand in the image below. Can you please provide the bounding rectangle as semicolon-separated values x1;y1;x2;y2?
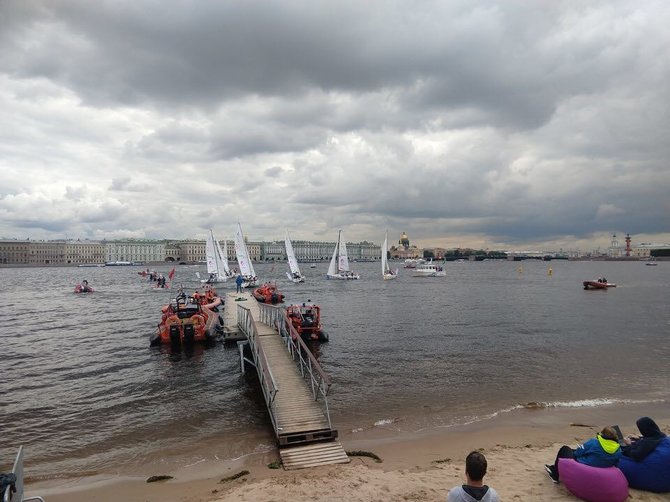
32;406;670;502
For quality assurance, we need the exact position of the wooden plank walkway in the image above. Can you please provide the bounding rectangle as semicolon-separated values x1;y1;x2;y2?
280;441;349;470
238;301;349;470
256;327;332;439
221;291;254;341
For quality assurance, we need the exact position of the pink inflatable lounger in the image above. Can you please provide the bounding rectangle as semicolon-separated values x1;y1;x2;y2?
558;458;628;502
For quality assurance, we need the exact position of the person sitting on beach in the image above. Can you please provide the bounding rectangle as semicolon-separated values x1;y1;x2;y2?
619;416;670;492
622;416;667;460
447;451;500;502
545;426;622;483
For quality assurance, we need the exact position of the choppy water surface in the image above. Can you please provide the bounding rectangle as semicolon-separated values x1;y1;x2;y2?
1;260;669;478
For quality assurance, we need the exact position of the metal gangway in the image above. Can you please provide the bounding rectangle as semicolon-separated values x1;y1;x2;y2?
2;446;45;502
236;299;349;470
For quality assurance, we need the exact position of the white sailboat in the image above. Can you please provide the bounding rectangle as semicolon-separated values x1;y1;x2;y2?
326;230;359;280
234;223;258;288
382;231;398;280
220;238;234;279
285;230;305;283
201;229;231;283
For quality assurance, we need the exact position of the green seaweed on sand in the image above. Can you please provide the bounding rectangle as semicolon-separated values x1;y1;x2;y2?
219;470;250;483
346;450;382;463
146;475;173;483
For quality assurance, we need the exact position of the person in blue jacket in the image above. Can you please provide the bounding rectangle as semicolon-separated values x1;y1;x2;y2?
235;274;243;293
619;417;670;492
545;426;622;483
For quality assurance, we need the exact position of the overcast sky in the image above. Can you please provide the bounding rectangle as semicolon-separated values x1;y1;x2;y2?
1;1;668;251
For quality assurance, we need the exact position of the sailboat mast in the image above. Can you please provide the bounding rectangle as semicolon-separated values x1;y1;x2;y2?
337;230;342;271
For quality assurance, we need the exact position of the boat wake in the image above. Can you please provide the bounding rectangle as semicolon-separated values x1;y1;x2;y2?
351;417;402;433
519;397;667;410
351;397;668;435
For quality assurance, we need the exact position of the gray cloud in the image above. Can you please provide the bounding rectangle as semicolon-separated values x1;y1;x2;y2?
1;0;669;249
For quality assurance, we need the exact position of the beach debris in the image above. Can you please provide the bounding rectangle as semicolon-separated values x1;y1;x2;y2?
267;460;282;469
146;475;173;483
522;401;548;409
432;457;451;464
346;450;382;463
219;470;250;483
570;423;596;428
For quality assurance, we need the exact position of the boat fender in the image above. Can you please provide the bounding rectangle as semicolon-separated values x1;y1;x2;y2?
318;331;329;343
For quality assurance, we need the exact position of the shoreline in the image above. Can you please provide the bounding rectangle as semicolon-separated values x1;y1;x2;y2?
31;402;670;501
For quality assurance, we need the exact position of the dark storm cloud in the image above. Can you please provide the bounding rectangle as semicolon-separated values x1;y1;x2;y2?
2;0;575;130
0;0;668;247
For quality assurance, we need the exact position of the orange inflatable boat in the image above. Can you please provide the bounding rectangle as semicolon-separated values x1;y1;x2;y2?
151;292;223;346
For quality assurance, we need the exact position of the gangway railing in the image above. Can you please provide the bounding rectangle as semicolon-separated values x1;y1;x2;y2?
237;304;280;435
258;303;333;429
2;446;45;502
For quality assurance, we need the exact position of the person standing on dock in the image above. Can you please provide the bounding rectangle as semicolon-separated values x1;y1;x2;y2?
235;274;243;293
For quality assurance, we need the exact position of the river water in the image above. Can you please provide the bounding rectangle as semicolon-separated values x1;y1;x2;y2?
1;260;669;480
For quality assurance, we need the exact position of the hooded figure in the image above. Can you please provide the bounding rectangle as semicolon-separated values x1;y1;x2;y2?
623;417;667;461
619;417;670;493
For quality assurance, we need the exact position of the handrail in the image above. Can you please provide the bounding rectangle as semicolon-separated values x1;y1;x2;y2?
3;446;45;502
257;303;333;428
236;304;279;433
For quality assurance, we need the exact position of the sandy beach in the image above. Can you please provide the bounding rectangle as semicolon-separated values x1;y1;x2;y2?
33;413;670;502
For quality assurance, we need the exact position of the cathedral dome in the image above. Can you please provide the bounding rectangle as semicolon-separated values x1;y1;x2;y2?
399;232;410;249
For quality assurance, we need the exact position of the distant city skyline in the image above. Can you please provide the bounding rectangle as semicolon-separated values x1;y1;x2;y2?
3;230;667;258
1;2;668;250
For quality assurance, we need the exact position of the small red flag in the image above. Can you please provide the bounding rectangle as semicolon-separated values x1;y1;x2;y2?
168;266;176;280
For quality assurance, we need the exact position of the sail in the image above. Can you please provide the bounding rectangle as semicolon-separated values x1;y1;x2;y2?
327;233;339;276
337;231;350;272
382;232;389;275
234;223;256;277
221;238;232;275
285;230;302;277
205;230;218;275
214;237;228;278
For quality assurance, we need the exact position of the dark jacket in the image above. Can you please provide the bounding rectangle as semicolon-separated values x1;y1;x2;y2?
622;416;667;461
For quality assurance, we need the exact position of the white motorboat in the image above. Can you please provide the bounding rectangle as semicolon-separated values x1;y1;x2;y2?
413;261;446;277
403;258;425;268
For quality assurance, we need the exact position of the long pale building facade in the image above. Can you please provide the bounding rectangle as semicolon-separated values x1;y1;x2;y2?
0;237;381;265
